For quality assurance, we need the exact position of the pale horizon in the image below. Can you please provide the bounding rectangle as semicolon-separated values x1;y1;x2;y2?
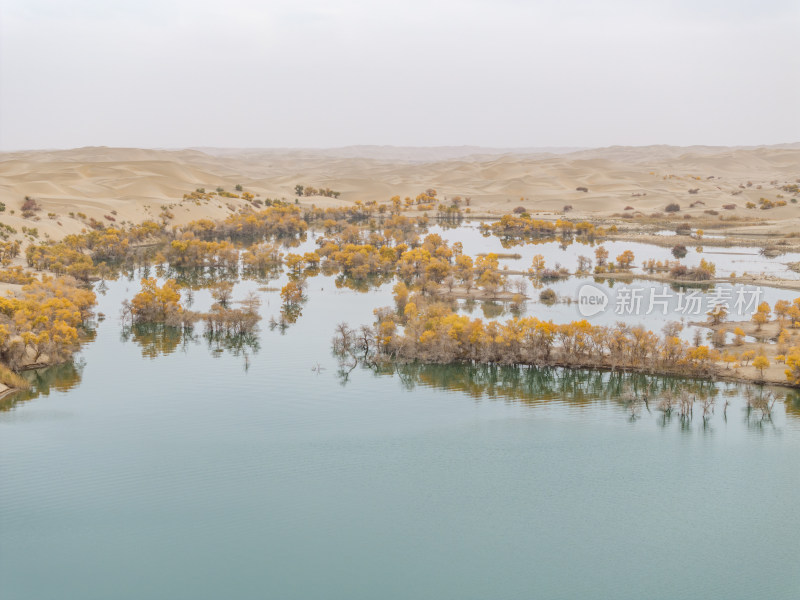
3;141;800;154
2;0;798;151
2;5;800;597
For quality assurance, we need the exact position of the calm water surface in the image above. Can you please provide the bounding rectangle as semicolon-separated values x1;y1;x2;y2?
1;244;799;599
430;223;800;280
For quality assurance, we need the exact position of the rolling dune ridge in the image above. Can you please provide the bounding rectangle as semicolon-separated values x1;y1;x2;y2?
1;145;798;244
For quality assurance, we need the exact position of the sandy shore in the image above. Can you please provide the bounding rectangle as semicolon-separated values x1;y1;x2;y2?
1;144;798;252
1;144;798;390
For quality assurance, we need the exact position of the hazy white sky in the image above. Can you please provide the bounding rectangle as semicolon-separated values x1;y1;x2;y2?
1;0;798;150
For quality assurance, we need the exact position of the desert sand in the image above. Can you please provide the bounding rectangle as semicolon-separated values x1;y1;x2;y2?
1;144;799;248
1;144;799;387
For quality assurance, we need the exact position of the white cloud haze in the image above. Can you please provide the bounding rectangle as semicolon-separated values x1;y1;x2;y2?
1;0;798;149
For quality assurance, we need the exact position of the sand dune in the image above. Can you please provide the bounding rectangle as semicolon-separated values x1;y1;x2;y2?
1;144;798;245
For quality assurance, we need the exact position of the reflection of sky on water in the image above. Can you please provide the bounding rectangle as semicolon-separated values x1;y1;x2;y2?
108;226;799;346
429;223;800;280
506;277;795;331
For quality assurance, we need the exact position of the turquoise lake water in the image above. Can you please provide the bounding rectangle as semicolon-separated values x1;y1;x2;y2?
1;241;799;599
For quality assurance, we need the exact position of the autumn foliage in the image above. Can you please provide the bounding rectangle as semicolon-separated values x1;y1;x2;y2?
127;278;187;326
0;276;96;371
336;294;720;379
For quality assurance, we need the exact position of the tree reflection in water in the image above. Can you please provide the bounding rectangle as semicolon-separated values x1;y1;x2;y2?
340;360;798;430
1;361;85;411
121;323;259;367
